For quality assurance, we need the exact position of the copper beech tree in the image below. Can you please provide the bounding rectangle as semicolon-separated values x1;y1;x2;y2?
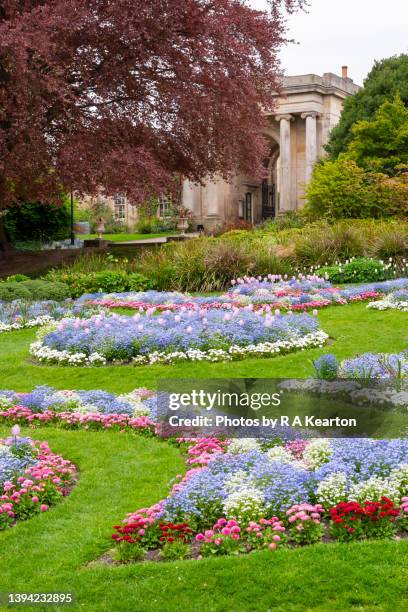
0;0;307;249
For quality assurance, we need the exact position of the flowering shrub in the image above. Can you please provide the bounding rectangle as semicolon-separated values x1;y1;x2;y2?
400;497;408;531
286;503;325;544
245;517;286;550
330;497;399;541
329;501;366;541
195;518;245;556
318;258;395;284
0;429;76;531
30;308;327;366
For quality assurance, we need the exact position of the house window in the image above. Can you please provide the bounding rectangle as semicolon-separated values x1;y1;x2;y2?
114;194;126;221
159;195;171;217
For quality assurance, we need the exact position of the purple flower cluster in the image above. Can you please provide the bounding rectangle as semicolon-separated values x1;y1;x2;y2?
40;309;320;360
160;438;408;524
339;352;408;379
0;299;99;331
0;437;36;486
0;385;154;418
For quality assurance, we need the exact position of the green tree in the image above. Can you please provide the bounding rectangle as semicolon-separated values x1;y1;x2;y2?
326;54;408;158
304;158;404;219
347;96;408;175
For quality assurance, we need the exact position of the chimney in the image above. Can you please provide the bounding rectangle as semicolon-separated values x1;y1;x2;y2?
342;66;348;79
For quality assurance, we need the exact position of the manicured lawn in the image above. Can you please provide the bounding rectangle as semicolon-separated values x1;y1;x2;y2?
0;426;407;612
80;232;178;242
0;302;407;610
0;302;406;391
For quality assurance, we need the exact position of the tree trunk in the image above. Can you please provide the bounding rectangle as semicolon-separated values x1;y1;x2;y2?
0;219;12;254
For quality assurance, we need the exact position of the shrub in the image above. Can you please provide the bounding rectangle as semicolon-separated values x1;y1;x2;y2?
329;497;399;542
6;274;30;282
305;159;392;220
4;201;70;243
44;269;153;298
286;503;325;545
258;211;306;232
212;220;253;236
318;258;394;283
20;281;71;301
0;283;32;301
160;541;191;561
135;217;155;234
114;541;145;562
0;280;70;301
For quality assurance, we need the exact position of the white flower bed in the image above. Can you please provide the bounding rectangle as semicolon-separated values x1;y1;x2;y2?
367;298;408;311
29;330;329;367
0;315;54;333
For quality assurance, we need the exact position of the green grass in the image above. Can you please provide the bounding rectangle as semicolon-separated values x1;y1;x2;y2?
0;426;407;612
0;302;407;610
0;302;406;391
80;232;177;242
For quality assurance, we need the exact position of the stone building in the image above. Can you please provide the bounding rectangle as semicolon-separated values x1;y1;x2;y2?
182;69;360;229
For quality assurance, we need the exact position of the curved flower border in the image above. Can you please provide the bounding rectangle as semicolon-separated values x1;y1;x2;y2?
1;433;77;531
29;330;329;367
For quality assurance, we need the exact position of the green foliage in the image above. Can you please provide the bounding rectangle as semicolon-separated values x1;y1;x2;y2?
347;96;408;175
135;217;156;234
45;269;153;298
6;274;30;282
0;280;70;301
326;54;408;158
305;159;393;219
294;221;365;265
370;226;408;259
114;541;145;563
0;283;32;301
258;211;306;231
318;258;394;283
40;220;408;293
4;201;70;244
159;541;191;561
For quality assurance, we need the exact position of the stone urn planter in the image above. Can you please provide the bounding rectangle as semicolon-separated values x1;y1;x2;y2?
176;217;189;234
95;217;106;239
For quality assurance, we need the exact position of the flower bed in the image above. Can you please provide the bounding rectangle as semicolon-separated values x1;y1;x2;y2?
81;276;408;315
0;300;101;333
367;290;408;312
0;429;76;530
0;386;156;434
110;436;408;562
1;386;407;561
29;309;327;366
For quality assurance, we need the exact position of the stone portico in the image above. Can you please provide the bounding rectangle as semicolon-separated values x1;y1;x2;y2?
182;70;360;229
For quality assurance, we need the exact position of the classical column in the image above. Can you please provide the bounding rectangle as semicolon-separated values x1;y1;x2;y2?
275;114;293;212
301;111;318;184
